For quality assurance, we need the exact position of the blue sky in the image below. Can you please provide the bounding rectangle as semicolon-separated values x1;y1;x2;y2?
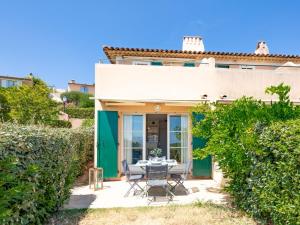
1;0;299;88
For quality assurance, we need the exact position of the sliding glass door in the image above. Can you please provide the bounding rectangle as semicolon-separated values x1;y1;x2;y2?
123;115;144;164
168;115;189;163
123;114;189;164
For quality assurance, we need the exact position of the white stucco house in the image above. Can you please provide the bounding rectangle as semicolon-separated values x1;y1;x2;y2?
94;36;300;180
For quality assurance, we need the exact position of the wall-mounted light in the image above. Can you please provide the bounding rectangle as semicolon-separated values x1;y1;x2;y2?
220;95;227;99
154;104;161;112
201;94;208;99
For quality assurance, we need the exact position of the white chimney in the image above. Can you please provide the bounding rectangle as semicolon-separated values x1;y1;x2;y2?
255;41;269;55
182;36;205;52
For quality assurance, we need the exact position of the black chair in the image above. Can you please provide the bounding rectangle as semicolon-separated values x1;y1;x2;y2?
145;164;174;201
170;160;192;193
122;160;144;197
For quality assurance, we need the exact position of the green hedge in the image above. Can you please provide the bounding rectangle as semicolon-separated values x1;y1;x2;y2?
65;107;94;119
247;120;300;225
81;119;94;128
0;124;94;225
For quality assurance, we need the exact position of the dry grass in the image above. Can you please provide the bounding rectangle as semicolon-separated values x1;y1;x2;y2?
48;203;256;225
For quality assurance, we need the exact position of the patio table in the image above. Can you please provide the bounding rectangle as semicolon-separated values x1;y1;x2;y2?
128;160;179;179
134;159;178;171
129;160;178;198
132;160;179;185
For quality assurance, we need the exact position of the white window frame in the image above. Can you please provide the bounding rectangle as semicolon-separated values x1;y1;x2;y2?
132;61;151;66
123;113;146;164
167;113;189;163
123;113;190;164
240;65;256;70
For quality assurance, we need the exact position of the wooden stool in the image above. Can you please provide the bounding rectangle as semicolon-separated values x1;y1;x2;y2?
89;167;103;190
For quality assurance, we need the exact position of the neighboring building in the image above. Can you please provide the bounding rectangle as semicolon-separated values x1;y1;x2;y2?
68;80;95;95
95;36;300;179
0;75;32;88
49;88;66;103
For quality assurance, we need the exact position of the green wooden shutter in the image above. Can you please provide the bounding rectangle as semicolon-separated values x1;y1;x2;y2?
151;61;162;66
215;64;230;69
97;111;118;178
184;62;195;67
192;113;212;177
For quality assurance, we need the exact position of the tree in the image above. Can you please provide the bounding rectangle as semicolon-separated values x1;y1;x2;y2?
1;76;58;124
79;93;94;108
61;91;82;106
192;83;300;224
0;91;11;122
265;83;298;119
61;91;94;108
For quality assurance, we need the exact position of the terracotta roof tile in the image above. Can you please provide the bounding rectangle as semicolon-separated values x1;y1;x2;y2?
103;46;300;63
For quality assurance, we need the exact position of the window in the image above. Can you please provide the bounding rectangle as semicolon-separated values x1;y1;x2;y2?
151;61;163;66
215;64;230;69
168;115;188;163
183;62;195;67
1;80;21;88
123;115;144;164
241;65;255;70
80;86;89;93
132;61;151;65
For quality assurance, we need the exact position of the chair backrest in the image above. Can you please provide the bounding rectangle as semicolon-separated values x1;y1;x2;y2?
146;164;168;180
183;160;192;179
122;160;129;177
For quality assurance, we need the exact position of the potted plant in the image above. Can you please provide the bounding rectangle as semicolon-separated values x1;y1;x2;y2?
149;148;162;160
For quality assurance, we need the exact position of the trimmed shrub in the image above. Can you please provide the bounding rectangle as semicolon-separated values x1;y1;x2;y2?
65;107;94;119
247;120;300;225
0;124;94;225
81;119;94;128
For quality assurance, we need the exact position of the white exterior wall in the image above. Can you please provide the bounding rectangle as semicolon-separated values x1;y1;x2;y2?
95;64;300;102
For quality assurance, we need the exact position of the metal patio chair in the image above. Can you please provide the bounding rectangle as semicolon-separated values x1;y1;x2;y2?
122;160;144;197
170;160;192;194
145;164;174;202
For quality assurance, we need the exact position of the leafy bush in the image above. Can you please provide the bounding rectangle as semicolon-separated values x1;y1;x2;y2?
46;119;72;128
192;83;300;224
61;91;94;108
78;93;94;108
0;76;58;125
81;119;94;128
0;91;11;122
65;107;94;119
61;91;82;105
0;124;94;225
248;120;300;224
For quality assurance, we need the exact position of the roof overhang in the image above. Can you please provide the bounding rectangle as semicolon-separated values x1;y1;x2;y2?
103;46;300;64
97;98;300;106
98;98;209;107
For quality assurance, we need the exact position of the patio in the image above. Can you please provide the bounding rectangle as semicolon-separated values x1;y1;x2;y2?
63;179;228;209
